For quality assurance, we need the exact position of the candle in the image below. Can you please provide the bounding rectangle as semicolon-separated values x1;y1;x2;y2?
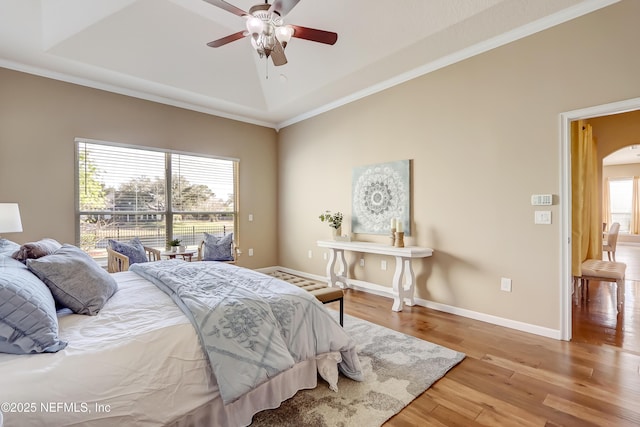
390;218;396;229
396;220;403;233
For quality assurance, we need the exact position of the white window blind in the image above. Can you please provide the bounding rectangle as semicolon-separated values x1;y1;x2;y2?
76;139;238;258
609;177;632;233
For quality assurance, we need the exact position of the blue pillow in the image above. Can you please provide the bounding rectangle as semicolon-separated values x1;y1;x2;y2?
27;245;118;316
0;238;20;256
0;255;67;354
202;232;234;261
108;237;148;265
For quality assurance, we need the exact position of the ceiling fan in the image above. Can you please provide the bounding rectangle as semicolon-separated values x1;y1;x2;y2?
203;0;338;66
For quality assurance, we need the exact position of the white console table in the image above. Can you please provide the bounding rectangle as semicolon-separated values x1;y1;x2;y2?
317;240;433;312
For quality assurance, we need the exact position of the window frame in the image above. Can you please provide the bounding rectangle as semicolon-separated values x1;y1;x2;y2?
75;137;239;257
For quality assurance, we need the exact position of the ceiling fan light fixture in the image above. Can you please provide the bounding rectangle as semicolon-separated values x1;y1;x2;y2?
250;37;266;58
246;15;264;35
275;25;294;47
205;0;338;67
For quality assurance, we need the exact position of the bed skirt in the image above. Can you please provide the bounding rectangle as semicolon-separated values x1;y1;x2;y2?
167;359;318;427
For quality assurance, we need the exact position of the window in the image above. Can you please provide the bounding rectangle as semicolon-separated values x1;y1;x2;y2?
76;139;238;260
608;177;632;233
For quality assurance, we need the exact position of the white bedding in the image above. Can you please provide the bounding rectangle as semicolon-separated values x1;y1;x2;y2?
0;271;321;426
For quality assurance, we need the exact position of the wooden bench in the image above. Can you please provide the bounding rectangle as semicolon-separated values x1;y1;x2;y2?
271;271;344;326
577;259;626;311
295;281;344;326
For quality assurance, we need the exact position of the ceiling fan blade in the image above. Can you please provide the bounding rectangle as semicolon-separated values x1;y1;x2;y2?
269;0;301;17
207;31;247;48
290;25;338;45
270;40;288;66
202;0;247;17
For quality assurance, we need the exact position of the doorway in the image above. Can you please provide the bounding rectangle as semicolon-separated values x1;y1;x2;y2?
561;97;640;341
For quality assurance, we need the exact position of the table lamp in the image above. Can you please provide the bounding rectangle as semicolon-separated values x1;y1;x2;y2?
0;203;23;236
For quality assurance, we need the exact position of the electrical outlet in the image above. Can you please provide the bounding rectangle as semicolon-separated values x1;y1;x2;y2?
248;213;253;222
323;252;327;260
500;277;512;292
308;250;312;259
248;248;254;257
381;260;387;271
359;258;365;267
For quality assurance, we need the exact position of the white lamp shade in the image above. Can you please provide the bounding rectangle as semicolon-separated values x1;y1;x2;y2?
246;16;264;35
0;203;23;233
275;25;293;45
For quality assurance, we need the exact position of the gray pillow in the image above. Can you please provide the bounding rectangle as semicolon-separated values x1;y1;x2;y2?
27;244;118;316
0;255;67;354
202;232;234;261
108;237;148;265
0;238;20;256
12;238;62;263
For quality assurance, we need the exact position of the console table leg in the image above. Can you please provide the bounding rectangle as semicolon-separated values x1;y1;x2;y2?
326;248;347;289
337;249;347;287
403;258;416;306
326;249;337;288
392;256;406;311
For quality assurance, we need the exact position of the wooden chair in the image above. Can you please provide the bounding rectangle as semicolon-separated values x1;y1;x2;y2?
197;240;237;264
603;222;620;262
107;246;160;273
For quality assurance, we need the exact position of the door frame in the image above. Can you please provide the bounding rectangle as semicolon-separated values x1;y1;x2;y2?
560;96;640;340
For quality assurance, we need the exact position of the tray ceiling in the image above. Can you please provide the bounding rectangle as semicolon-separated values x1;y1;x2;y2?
0;0;618;129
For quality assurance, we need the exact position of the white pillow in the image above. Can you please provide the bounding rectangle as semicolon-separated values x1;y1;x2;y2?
317;352;343;392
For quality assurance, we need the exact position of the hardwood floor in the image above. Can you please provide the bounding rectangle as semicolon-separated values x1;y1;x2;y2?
321;245;640;426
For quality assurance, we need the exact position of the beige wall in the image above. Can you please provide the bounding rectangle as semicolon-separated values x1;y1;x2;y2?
277;0;640;331
603;163;640;181
0;68;278;269
598;111;640;242
593;110;640;161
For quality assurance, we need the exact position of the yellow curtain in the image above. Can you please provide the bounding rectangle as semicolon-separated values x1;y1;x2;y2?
602;177;611;230
571;120;601;276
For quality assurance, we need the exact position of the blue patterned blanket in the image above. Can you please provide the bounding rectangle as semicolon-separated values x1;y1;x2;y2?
130;260;362;404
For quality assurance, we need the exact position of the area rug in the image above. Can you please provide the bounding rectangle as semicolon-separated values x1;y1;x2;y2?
250;312;465;426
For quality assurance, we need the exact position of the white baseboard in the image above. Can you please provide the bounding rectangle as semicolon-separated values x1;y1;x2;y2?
266;266;562;340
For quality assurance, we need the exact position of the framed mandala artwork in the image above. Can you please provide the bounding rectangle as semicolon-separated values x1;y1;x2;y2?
351;160;410;235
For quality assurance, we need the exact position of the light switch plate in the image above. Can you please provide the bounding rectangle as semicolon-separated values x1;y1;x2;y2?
534;210;552;224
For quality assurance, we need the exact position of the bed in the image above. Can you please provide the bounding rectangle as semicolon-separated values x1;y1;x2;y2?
0;247;362;427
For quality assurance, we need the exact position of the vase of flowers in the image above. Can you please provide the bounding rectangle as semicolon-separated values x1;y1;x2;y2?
319;210;343;240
